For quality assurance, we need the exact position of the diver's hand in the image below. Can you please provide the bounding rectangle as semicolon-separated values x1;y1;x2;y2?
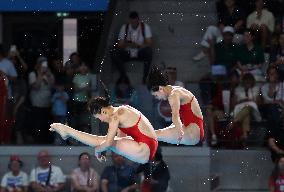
49;123;70;140
177;128;184;145
95;151;106;163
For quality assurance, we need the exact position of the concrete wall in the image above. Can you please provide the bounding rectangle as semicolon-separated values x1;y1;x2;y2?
0;146;210;192
0;146;275;191
211;149;274;191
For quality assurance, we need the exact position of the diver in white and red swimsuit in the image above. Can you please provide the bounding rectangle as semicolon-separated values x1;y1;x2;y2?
147;66;204;145
50;87;158;164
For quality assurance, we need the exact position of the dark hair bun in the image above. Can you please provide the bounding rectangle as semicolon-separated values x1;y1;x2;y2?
146;66;168;91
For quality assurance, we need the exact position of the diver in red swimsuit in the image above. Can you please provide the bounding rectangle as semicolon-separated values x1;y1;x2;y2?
147;66;204;145
50;87;158;164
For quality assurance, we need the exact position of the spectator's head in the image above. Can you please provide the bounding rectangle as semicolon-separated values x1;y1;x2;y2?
65;64;75;77
69;52;81;66
242;73;255;89
78;63;89;75
88;82;112;122
52;57;64;72
115;75;132;99
222;26;234;45
224;0;235;9
40;61;49;74
266;65;280;83
8;45;18;59
36;56;48;72
37;150;51;169
147;66;169;100
279;33;284;48
244;29;256;45
78;152;91;171
129;11;140;29
255;0;265;10
111;152;125;167
166;67;177;85
8;155;23;173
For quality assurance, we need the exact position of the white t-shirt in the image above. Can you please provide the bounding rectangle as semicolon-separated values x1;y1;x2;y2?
29;165;66;187
246;9;275;32
28;71;52;107
261;82;284;103
1;171;28;188
118;22;152;45
235;85;260;102
118;22;152;57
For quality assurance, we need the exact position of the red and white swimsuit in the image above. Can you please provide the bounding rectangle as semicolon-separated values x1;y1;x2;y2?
179;96;204;142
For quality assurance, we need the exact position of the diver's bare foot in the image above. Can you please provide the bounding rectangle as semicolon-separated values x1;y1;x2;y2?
49;123;70;140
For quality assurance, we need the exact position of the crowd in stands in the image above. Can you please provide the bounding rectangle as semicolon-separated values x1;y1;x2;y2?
0;47;99;145
0;0;283;152
193;0;284;153
0;149;170;192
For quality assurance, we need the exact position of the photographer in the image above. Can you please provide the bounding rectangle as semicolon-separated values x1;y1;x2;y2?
111;11;153;83
28;57;54;144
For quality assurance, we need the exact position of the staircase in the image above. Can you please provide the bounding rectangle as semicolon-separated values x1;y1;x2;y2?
100;0;217;86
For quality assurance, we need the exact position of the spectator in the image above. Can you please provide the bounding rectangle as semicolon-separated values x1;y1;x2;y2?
236;29;265;80
260;65;284;134
210;26;239;73
8;46;29;144
0;44;17;84
193;0;245;61
51;83;69;145
0;45;17;144
268;127;284;163
111;75;136;106
246;0;275;48
137;150;170;192
270;33;284;78
68;52;83;71
28;57;55;144
8;45;28;79
266;0;284;34
199;26;239;106
29;150;65;192
70;63;91;134
269;155;284;192
111;11;153;83
71;152;99;192
100;152;138;192
231;73;261;142
50;57;65;85
0;155;28;192
205;70;240;146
